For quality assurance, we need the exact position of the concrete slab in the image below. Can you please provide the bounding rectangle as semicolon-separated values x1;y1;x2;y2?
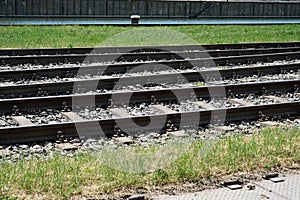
192;101;215;110
11;116;33;126
151;105;177;114
270;177;284;183
109;108;132;118
228;98;253;106
61;112;83;121
154;174;300;200
263;95;287;103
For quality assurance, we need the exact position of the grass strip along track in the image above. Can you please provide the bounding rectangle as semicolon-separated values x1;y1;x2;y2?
0;127;298;199
0;25;299;48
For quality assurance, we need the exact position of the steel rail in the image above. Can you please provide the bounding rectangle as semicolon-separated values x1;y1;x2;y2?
0;80;299;114
1;42;300;56
0;101;299;145
1;47;300;65
1;63;299;98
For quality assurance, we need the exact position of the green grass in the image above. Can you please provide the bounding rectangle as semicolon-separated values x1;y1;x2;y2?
0;126;299;199
0;25;299;48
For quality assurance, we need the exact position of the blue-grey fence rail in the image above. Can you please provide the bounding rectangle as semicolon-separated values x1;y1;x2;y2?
0;0;299;18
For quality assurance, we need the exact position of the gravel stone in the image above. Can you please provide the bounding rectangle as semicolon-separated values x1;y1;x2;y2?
76;106;115;120
25;109;69;125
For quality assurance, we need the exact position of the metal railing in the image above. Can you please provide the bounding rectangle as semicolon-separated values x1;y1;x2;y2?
0;0;299;18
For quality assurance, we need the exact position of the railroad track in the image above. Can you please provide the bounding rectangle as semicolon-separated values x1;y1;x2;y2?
1;42;300;56
1;42;300;65
0;42;300;145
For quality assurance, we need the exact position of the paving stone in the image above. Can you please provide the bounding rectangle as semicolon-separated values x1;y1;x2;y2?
270;177;284;183
154;174;300;200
